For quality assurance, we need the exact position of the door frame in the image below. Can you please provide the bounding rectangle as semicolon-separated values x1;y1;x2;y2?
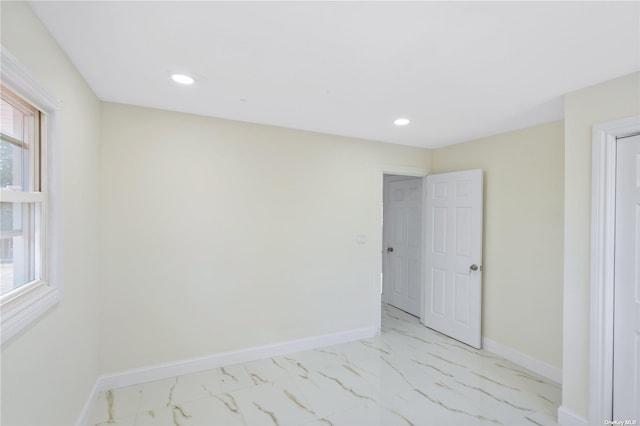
377;166;428;332
589;115;640;424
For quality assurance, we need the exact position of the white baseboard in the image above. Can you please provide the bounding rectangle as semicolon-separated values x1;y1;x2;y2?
557;405;588;426
76;380;100;426
76;325;377;425
482;337;562;384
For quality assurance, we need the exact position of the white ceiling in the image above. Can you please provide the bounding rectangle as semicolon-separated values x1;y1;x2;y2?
29;1;639;148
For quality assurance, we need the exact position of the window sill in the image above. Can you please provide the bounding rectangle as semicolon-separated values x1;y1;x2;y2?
1;283;60;345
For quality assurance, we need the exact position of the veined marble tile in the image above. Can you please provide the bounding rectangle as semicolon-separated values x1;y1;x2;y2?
508;400;560;426
285;367;378;420
409;346;472;381
379;321;430;341
490;362;561;403
377;325;448;353
348;354;423;398
135;406;187;426
135;395;245;426
169;368;223;406
460;359;561;409
319;339;391;364
407;352;463;382
451;367;556;415
316;362;380;402
218;363;257;393
273;350;346;378
93;415;136;426
137;377;180;413
88;385;142;425
307;401;413;426
381;304;416;322
242;357;292;385
519;408;560;426
439;338;503;362
382;387;501;425
228;380;318;426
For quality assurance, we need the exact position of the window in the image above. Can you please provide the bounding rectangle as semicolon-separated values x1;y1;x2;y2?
1;86;46;298
1;47;60;345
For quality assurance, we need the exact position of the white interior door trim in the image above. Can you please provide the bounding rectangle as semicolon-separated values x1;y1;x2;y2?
589;115;640;425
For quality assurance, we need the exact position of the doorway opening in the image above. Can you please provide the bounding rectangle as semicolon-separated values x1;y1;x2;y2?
380;169;485;350
382;174;424;319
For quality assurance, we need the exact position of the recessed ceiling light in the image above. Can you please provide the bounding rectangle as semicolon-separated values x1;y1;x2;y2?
394;117;410;126
171;74;195;85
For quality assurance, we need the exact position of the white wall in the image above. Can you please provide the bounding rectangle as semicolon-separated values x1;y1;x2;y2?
562;72;640;420
431;121;565;370
0;2;102;425
99;103;430;374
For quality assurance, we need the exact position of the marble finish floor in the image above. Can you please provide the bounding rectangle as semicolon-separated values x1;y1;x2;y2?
88;305;561;426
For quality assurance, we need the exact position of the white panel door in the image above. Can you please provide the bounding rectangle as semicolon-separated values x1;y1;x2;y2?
613;134;640;420
423;169;483;348
383;178;422;317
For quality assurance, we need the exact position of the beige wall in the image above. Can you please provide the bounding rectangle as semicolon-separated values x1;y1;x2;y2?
0;2;102;426
99;103;430;373
431;121;565;369
562;72;640;419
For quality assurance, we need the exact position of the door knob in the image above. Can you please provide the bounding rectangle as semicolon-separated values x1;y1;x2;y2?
469;264;479;271
387;247;394;252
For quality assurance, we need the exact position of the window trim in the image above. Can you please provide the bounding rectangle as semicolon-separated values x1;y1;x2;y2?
1;47;61;345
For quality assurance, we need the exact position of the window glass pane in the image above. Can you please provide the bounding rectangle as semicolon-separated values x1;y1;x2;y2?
0;98;25;139
0;97;30;191
1;201;19;233
0;137;29;190
0;202;36;296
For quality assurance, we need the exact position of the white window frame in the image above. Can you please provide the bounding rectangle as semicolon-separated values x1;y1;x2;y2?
1;47;61;345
